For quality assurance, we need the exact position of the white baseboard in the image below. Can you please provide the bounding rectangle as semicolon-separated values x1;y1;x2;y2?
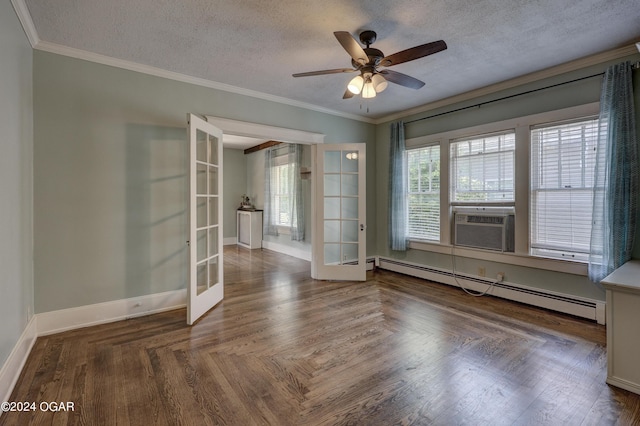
262;241;312;261
378;257;606;324
607;376;640;395
223;237;237;246
0;316;37;407
37;289;187;336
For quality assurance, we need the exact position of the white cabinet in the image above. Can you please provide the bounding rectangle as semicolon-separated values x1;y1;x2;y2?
601;260;640;395
237;210;263;249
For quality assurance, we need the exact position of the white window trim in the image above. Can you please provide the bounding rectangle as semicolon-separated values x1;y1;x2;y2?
404;102;599;276
407;240;588;275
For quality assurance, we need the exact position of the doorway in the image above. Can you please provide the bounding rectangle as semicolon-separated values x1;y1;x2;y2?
206;116;324;263
206;116;367;282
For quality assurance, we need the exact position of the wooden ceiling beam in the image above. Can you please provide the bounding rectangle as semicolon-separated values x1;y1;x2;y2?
244;140;283;155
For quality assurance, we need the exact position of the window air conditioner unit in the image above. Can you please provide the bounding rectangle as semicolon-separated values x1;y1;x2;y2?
454;212;515;252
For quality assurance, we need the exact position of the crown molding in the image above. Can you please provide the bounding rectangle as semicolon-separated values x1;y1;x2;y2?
205;116;325;144
11;0;39;47
376;43;640;124
33;40;376;124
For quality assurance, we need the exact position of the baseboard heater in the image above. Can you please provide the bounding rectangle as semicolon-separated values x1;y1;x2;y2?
377;257;605;324
343;257;376;271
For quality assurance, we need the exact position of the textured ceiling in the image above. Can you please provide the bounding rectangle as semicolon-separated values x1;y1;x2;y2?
23;0;640;121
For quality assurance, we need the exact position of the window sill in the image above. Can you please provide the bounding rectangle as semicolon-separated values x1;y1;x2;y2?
407;239;588;276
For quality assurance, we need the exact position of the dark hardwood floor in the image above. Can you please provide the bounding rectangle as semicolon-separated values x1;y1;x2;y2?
3;246;640;425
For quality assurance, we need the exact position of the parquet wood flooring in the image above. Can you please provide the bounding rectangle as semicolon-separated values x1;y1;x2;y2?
3;245;640;425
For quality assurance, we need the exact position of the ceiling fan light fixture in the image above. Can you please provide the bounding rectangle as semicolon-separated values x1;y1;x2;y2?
347;75;364;94
362;81;376;98
372;74;388;92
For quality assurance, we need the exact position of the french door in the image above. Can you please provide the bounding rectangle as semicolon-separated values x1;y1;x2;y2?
187;114;224;325
312;143;366;281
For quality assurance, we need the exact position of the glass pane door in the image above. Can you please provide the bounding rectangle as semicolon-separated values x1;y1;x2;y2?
188;114;224;325
313;144;366;281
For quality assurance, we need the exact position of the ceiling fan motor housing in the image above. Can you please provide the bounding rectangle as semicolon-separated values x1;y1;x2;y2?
351;48;384;69
351;30;383;67
365;48;384;65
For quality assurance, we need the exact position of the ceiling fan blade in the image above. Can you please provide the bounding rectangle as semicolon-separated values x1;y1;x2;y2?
292;68;357;77
380;40;447;67
343;89;355;99
334;31;368;65
379;70;425;89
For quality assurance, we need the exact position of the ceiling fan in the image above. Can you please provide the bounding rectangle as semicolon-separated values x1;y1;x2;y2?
292;30;447;99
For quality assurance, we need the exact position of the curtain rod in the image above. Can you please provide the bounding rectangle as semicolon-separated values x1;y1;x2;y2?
405;61;640;125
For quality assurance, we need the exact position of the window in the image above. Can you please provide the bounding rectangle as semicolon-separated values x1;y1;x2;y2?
530;117;598;261
407;145;440;240
272;162;293;226
450;132;515;203
265;143;304;240
402;103;599;269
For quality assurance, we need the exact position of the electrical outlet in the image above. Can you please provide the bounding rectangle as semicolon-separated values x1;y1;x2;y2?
497;272;505;282
478;267;486;277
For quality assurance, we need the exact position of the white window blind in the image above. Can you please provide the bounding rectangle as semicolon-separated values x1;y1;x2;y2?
530;117;598;261
450;131;515;203
272;162;292;226
407;145;440;240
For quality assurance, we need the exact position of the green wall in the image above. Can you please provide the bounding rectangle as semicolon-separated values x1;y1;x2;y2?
0;3;34;366
33;51;376;313
375;56;640;302
223;148;247;239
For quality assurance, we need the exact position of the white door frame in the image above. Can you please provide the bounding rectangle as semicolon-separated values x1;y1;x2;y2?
205;117;325;146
